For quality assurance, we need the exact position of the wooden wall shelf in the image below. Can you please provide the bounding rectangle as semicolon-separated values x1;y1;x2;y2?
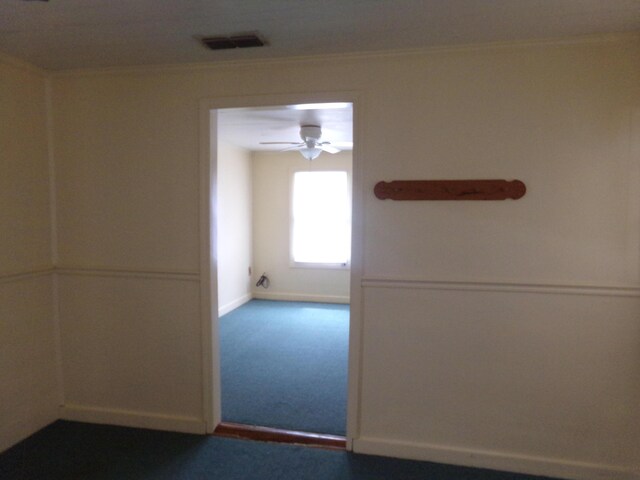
374;179;526;201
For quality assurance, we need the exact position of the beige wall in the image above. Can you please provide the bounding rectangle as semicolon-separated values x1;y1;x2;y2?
252;150;351;303
0;58;59;451
57;274;202;430
48;35;640;478
217;140;253;315
0;60;52;273
51;65;205;432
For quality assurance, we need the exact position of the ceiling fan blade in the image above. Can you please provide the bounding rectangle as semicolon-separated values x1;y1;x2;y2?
259;141;302;145
320;144;340;154
281;145;305;152
328;141;353;148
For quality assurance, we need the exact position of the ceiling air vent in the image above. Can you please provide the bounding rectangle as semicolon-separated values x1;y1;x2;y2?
201;33;266;51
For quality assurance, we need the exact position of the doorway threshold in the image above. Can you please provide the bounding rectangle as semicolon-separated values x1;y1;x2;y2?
213;422;346;450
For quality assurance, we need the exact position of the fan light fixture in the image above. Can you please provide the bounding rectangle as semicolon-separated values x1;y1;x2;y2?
299;147;323;161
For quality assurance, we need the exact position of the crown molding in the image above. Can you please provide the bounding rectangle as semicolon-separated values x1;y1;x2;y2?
49;32;640;78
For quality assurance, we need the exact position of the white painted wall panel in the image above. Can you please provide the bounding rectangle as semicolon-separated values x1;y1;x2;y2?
361;41;640;286
57;275;202;422
52;84;200;272
0;60;51;273
0;276;58;453
360;285;640;470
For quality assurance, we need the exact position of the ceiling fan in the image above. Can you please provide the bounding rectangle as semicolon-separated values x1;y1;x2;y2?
260;125;347;160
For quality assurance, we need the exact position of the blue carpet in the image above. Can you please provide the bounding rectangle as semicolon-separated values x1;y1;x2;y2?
220;299;349;435
0;421;562;480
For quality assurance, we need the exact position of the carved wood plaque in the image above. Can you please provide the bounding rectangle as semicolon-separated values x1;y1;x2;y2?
374;179;526;201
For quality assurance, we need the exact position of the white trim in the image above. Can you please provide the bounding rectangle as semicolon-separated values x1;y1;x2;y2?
290;262;350;270
353;437;640;480
51;272;65;408
45;78;58;267
201;91;363;449
362;276;640;298
50;32;640;78
199;106;218;433
252;291;350;304
0;267;54;284
0;415;58;455
218;293;253;316
60;404;206;435
45;77;65;409
1;267;200;283
56;266;199;282
345;97;364;450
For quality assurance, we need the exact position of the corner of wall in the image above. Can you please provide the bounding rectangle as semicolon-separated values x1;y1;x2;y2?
43;76;65;409
0;57;61;452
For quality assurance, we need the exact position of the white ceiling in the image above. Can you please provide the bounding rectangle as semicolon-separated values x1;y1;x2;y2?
218;103;353;152
2;1;636;152
0;0;638;71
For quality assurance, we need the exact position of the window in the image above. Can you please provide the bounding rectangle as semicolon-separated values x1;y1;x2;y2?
291;171;351;267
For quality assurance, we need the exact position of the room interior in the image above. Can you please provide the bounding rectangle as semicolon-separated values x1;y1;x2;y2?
216;103;354;311
1;2;639;479
216;106;353;437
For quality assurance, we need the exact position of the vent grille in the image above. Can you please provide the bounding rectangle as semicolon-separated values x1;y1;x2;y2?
202;34;265;51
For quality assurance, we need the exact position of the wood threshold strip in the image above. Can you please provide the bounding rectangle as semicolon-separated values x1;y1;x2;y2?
213;422;346;450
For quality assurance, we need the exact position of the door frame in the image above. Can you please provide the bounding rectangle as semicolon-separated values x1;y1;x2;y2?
198;91;364;448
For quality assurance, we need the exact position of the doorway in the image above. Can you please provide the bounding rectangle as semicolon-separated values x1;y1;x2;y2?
200;94;361;448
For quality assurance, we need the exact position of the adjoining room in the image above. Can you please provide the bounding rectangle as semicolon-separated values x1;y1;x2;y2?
216;103;353;438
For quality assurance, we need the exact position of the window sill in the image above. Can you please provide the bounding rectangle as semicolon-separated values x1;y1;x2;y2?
290;262;350;270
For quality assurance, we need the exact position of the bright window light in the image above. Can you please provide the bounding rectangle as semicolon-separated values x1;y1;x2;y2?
292;171;351;265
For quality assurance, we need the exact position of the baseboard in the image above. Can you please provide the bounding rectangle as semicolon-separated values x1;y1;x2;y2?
353;437;640;480
218;293;253;316
252;291;350;304
0;411;58;454
60;404;207;435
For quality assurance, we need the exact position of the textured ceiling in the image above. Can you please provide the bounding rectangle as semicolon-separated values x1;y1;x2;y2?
218;103;353;152
0;0;638;71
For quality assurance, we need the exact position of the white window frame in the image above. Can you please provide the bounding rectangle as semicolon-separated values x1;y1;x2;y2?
289;168;352;270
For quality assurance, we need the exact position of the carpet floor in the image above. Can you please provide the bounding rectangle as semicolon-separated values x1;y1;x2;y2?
0;421;561;480
220;299;349;435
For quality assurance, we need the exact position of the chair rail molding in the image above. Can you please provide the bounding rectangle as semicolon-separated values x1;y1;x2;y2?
361;276;640;298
